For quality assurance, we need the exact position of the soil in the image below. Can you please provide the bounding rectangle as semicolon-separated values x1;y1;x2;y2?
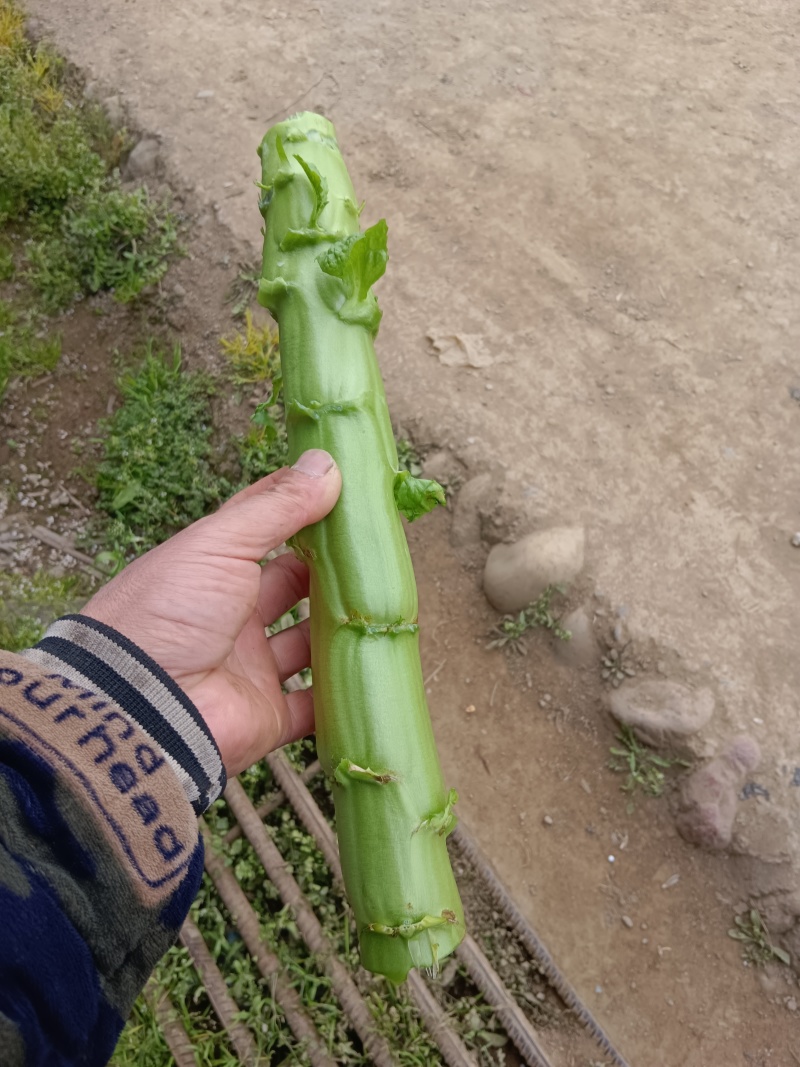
15;0;800;1063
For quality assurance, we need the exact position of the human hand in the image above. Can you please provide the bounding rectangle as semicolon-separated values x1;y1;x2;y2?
80;450;341;776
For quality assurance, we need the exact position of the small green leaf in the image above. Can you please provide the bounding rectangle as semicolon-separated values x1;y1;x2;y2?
294;155;328;229
110;481;143;510
394;469;446;522
478;1031;508;1049
772;945;791;965
318;218;388;300
317;220;388;332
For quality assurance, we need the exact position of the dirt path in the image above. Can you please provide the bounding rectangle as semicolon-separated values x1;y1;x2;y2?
27;1;800;1063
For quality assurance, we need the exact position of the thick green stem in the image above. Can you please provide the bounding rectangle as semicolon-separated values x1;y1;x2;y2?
258;112;464;982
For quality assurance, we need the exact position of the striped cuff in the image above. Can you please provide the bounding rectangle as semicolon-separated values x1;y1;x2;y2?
21;614;226;815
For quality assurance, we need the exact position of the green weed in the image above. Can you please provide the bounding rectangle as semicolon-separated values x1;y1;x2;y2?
728;908;790;968
0;570;83;651
396;437;423;477
0;298;61;399
27;185;177;309
94;345;231;565
222;314;288;482
221;310;280;385
0;236;13;279
487;585;571;654
0;36;104;222
0;0;176;307
607;724;689;810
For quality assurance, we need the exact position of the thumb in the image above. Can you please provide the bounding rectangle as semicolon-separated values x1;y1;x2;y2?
185;449;342;562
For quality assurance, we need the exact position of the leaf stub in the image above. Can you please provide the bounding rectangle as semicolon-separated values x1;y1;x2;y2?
367;910;460;939
393;470;446;522
334;758;400;786
413;788;458;838
342;614;419;638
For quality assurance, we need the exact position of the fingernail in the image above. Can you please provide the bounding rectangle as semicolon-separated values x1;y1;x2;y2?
292;449;335;478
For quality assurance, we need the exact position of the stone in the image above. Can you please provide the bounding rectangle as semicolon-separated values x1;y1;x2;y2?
125;137;162;179
675;735;760;850
553;607;599;668
483;526;585;612
609;679;715;750
422;449;459;485
103;94;125;129
450;472;501;548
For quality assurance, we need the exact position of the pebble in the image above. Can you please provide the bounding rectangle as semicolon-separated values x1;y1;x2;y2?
792;532;800;548
483;526;585;612
554;606;599;668
622;915;634;928
787;997;798;1013
451;472;501;548
543;815;554;826
125;137;161;179
609;679;715;750
196;89;215;98
675;735;761;850
103;94;125;128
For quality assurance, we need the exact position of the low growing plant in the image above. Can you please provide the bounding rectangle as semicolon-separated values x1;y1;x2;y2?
487;585;571;654
607;723;689;810
94;345;230;565
728;908;790;968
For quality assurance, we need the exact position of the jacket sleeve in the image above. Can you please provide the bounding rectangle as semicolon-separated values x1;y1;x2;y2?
0;614;227;1066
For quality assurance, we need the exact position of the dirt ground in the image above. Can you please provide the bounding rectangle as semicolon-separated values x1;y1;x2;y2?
22;0;800;1063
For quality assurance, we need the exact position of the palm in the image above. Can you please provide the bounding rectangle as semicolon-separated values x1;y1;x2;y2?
81;459;340;776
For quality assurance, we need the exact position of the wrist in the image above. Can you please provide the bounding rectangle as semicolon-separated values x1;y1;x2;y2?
21;614;226;814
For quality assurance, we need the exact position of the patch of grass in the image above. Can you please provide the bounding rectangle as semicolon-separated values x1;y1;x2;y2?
221;313;289;483
728;908;790;968
221;309;280;386
607;723;689;810
94;344;231;566
0;0;176;307
0;236;14;279
0;297;61;399
487;585;571;654
0;570;83;651
0;27;104;222
27;185;177;309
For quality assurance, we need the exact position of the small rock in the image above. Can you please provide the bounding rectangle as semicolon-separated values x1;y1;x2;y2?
609;679;715;751
422;449;459;484
621;915;634;928
543;815;553;826
173;282;187;299
103;94;125;128
84;79;105;102
554;606;599;668
125;137;161;179
48;490;71;508
483;526;585;612
196;88;215;99
450;472;502;548
674;735;760;850
787;997;798;1013
791;532;800;548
